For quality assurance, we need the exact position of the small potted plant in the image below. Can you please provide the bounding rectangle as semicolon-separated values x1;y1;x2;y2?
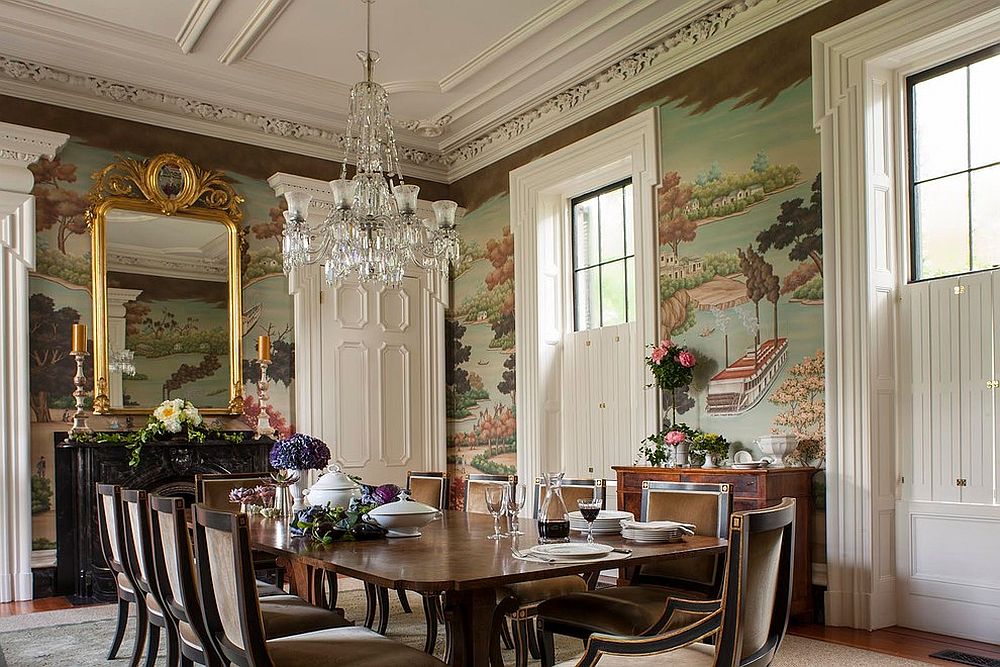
641;423;698;467
691;432;730;468
646;339;697;425
269;434;331;511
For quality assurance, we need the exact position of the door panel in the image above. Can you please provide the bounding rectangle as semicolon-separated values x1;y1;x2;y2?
928;278;962;502
958;273;995;503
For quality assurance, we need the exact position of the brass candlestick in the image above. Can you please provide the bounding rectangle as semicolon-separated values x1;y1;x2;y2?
69;351;91;437
255;358;275;438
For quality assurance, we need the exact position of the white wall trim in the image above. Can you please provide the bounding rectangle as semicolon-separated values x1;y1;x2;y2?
509;108;659;494
268;173;454;475
0;122;68;603
813;0;1000;630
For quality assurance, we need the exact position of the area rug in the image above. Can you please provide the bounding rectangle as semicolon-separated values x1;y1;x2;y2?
0;589;929;666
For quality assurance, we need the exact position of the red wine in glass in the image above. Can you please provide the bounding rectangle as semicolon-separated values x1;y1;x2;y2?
579;506;601;523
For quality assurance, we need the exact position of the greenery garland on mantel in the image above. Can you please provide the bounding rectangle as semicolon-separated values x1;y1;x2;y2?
70;399;250;467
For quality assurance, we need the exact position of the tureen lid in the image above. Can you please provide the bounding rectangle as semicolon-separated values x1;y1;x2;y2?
367;491;438;516
311;464;360;491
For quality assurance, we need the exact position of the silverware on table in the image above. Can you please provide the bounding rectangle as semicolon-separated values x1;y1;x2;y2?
611;547;632;554
510;546;555;563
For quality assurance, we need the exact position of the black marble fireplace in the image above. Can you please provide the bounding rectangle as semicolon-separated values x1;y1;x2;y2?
55;432;272;601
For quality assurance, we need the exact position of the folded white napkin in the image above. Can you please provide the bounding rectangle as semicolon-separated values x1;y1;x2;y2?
620;519;696;535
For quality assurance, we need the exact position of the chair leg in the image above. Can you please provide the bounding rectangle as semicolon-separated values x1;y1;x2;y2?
539;626;556;667
511;619;531;667
143;623;160;667
180;658;194;667
434;594;445;623
107;598;129;659
376;585;390;635
397;588;413;613
527;618;541;659
421;593;438;654
324;570;339;610
363;582;378;629
275;566;285;590
128;603;148;667
165;622;179;667
499;617;514;650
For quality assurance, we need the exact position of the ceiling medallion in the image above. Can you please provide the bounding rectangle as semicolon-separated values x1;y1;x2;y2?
280;0;459;288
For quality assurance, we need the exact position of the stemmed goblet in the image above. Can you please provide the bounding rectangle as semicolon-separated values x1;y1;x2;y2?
577;498;603;543
504;483;526;536
485;485;507;540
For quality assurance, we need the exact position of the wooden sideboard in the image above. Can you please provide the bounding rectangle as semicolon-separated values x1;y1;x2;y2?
613;465;817;620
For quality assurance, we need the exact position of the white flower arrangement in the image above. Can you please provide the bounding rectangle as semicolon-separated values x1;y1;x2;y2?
152;398;203;433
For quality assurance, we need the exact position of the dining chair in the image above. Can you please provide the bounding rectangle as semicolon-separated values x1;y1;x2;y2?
464;473;516;514
194;472;285;593
495;477;606;667
541;497;797;667
150;496;354;666
96;484;147;667
122;489;179;667
191;503;446;667
532;482;733;653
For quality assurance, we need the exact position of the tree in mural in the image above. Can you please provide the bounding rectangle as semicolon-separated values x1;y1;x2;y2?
255;201;287;251
658;171;696;257
29;157;89;254
751;149;770;174
163;354;221;399
483;225;515;347
124;300;151;336
243;323;294;386
498;353;515;403
781;262;819;295
445;317;471;398
28;294;84;422
757;172;823;275
770;350;826;462
738;246;769;351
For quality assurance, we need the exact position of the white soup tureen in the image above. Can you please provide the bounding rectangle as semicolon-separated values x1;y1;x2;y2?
304;465;361;508
367;491;442;538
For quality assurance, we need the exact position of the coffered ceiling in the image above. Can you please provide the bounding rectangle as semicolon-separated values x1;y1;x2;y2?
0;0;823;182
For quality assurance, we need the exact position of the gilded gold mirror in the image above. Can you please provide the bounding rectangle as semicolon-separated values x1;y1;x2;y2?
86;153;245;415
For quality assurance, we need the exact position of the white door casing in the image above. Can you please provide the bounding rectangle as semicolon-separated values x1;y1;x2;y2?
268;173;452;486
509;109;659;495
0;122;68;602
814;0;1000;636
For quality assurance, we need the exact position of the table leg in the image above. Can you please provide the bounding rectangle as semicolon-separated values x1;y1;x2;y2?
444;588;496;666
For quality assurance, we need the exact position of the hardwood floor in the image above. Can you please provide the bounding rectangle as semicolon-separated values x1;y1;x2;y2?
790;623;1000;665
0;596;79;617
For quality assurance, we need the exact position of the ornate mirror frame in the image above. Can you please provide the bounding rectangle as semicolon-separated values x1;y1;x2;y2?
86;153;246;415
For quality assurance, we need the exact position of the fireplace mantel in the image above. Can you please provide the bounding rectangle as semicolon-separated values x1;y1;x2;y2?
55;431;272;601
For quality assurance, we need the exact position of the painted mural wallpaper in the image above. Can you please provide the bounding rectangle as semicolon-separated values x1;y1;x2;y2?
444;81;826;507
28;139;294;554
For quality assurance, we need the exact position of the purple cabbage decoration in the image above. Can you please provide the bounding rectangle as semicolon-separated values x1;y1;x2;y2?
269;433;331;471
359;483;401;507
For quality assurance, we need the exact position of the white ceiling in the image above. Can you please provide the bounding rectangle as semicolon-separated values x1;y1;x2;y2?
0;0;806;181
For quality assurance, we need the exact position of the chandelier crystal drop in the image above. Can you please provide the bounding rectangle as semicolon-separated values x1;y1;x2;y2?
280;0;460;289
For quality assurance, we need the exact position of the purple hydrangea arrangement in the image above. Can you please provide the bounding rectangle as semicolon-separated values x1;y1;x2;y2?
359;483;402;507
269;433;331;471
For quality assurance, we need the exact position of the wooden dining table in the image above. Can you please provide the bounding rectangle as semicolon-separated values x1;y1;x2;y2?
247;510;727;667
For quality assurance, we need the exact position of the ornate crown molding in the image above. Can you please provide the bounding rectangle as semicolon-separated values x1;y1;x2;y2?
0;0;819;183
0;120;69;166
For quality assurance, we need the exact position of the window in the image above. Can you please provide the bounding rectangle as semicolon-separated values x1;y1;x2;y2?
908;45;1000;281
571;179;634;330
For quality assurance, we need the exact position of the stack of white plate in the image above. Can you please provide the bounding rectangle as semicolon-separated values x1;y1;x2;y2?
619;519;695;543
568;510;634;535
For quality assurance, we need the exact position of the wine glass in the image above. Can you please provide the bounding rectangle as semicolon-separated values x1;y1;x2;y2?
505;484;526;536
485;485;507;540
577;498;603;543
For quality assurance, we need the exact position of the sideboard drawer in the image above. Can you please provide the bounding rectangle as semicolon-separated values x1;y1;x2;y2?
680;472;758;496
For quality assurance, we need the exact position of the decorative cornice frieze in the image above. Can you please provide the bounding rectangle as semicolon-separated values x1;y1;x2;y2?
0;120;69;166
441;0;764;171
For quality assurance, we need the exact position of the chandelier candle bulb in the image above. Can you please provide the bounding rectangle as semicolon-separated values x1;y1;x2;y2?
283;191;313;218
258;335;271;361
331;179;357;211
392;183;419;215
432;200;458;229
71;322;87;353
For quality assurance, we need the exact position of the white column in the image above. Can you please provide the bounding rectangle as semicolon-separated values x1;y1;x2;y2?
106;287;143;408
0;122;68;602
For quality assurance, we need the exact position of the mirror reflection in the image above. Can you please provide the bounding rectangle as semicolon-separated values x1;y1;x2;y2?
104;209;231;409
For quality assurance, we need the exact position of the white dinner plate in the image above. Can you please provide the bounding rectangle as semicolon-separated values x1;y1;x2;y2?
530;543;614;559
567;510;633;522
733;450;754;464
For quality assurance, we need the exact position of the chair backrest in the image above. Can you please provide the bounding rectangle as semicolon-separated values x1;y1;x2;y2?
638;481;733;593
149;494;212;653
407;471;448;510
121;489;158;600
464;474;516;514
95;484;129;579
192;504;269;666
532;477;606;519
714;497;796;667
195;472;272;511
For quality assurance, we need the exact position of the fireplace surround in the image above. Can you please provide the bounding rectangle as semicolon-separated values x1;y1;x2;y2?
54;432;272;601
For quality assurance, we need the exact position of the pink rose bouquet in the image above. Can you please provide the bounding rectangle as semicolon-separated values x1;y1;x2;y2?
665;430;687;445
646;339;696;391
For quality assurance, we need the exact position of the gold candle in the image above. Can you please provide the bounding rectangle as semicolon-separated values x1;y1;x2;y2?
71;323;87;354
258;335;271;361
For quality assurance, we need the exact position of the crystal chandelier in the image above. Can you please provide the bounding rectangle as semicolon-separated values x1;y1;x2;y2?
280;0;460;288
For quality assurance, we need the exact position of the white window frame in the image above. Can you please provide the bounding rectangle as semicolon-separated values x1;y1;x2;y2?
509;109;659;496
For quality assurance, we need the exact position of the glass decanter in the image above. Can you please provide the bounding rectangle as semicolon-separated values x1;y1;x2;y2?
537;472;570;543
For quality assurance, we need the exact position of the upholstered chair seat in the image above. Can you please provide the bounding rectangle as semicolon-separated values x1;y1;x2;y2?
257;594;353;637
265;626;445;666
497;575;588;606
116;572;135;595
554;643;716;667
536;585;702;637
255;580;286;597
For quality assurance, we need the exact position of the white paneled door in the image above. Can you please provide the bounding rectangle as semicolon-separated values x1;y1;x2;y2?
319;276;426;487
